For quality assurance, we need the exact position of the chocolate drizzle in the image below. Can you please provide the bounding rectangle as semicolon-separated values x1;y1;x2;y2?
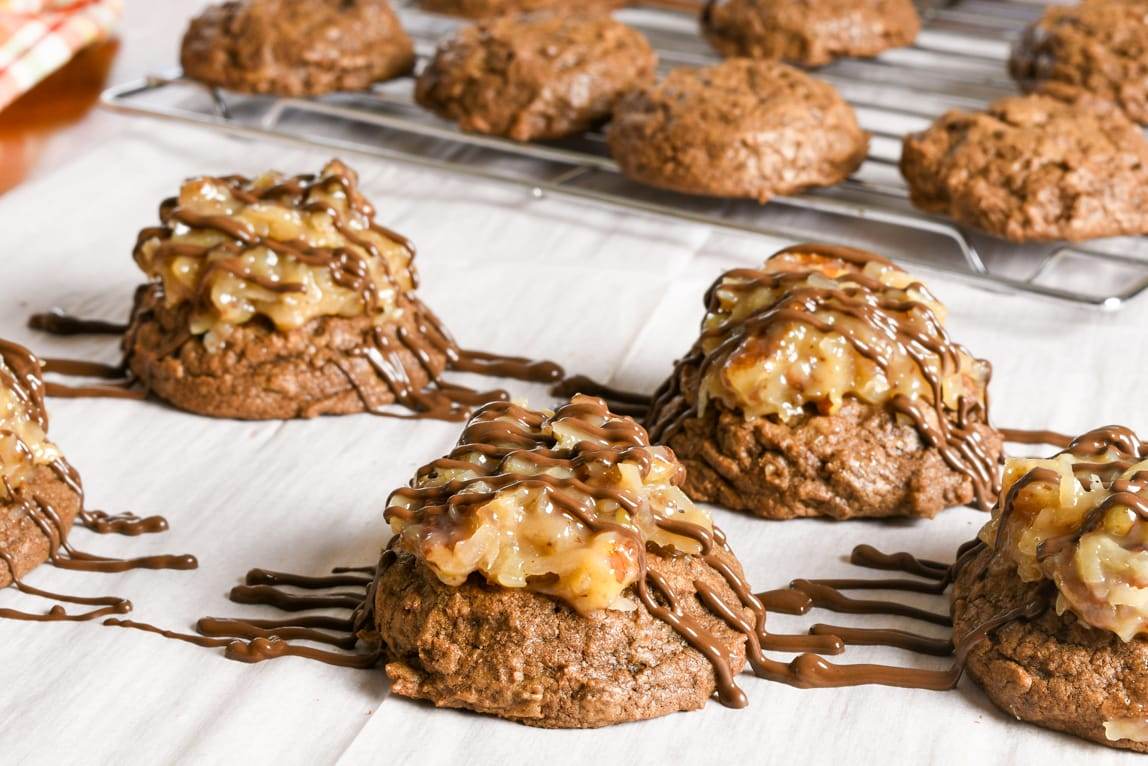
992;425;1148;582
30;161;567;421
0;339;196;623
766;539;1051;691
104;562;383;670
644;243;1001;510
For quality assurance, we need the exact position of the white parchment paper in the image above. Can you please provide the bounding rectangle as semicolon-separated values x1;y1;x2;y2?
2;112;1147;766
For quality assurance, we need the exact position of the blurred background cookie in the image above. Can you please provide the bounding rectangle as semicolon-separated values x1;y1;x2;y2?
901;92;1148;242
607;59;868;201
1011;0;1148;126
415;11;656;142
180;0;414;96
701;0;920;67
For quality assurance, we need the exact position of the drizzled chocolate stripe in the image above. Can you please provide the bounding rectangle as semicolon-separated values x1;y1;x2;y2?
769;540;1051;690
104;563;383;669
645;243;1001;510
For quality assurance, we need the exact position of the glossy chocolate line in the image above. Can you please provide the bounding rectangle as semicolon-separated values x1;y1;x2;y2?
550;374;653;418
103;561;384;669
791;580;952;626
811;624;954;656
229;584;364;611
196;617;360;650
243;568;373;589
757;587;813;615
0;553;132;623
779;540;1057;692
28;311;127;336
45;381;147;400
78;509;169;536
999;427;1074;449
644;243;999;510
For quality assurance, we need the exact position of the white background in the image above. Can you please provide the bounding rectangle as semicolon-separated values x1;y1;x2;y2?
2;1;1147;764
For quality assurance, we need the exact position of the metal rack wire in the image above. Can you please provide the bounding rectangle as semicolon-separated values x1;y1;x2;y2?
100;0;1148;309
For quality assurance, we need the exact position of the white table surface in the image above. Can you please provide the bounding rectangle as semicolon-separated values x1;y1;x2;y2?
3;2;1148;764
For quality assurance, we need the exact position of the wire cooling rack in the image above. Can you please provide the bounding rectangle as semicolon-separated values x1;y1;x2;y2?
100;0;1148;309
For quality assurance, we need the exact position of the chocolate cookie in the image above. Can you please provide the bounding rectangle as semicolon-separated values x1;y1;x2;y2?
374;395;786;726
702;0;920;67
415;11;656;142
645;243;1002;520
376;548;750;728
607;60;868;202
125;288;448;421
0;341;82;588
951;425;1148;752
953;548;1148;754
180;0;415;96
900;92;1148;242
416;0;624;18
123;161;455;421
666;397;1001;520
1011;0;1148;126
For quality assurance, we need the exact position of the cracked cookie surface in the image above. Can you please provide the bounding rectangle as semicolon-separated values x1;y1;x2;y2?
702;0;920;67
181;0;415;96
415;11;656;142
375;549;750;728
900;92;1148;242
607;59;868;202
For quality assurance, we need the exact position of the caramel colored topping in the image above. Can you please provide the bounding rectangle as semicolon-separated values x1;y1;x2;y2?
0;340;59;500
981;426;1148;640
697;246;988;423
648;243;998;509
385;395;709;613
132;160;416;350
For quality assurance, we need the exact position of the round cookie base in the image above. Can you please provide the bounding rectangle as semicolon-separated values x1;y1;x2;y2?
374;550;751;728
0;465;83;588
659;398;1002;520
952;547;1148;753
180;0;416;97
899;92;1148;243
414;11;657;142
701;0;921;68
606;60;869;203
125;298;450;421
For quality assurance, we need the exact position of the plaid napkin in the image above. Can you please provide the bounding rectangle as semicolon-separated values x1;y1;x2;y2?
0;0;122;111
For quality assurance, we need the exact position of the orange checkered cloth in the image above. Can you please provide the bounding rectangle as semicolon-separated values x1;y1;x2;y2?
0;0;122;111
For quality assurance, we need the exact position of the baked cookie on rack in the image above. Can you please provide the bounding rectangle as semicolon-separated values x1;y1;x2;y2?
415;11;656;142
416;0;624;18
1010;0;1148;126
0;341;82;587
606;59;867;202
900;92;1148;242
375;395;767;727
180;0;415;96
644;243;1002;520
701;0;920;67
123;159;562;420
953;426;1148;753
